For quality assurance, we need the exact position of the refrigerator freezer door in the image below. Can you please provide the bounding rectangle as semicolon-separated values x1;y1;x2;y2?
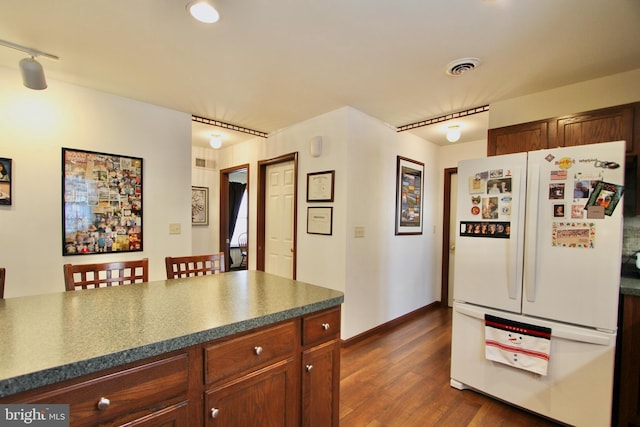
450;302;616;427
523;141;625;331
453;152;527;313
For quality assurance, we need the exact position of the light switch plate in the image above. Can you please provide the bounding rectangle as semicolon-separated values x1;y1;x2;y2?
354;226;365;238
169;223;181;234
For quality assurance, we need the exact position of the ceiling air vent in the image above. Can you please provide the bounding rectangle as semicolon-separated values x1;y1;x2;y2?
445;57;481;76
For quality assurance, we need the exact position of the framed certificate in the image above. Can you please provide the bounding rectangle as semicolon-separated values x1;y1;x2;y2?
307;170;335;202
307;207;333;235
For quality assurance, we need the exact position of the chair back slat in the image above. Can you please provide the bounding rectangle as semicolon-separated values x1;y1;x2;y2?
63;259;149;291
165;253;225;279
0;267;5;299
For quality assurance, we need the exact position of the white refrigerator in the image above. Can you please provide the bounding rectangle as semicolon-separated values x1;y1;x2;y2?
450;140;626;427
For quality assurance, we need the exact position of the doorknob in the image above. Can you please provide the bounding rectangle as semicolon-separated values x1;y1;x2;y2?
450;244;455;251
290;248;294;253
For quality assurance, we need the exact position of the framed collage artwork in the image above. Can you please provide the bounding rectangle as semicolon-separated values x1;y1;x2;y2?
62;148;143;255
0;157;11;205
395;156;424;235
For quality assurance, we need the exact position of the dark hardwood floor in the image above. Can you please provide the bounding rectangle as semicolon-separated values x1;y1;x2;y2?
340;305;563;426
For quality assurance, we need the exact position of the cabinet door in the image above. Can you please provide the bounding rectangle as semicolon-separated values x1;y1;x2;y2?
487;121;548;156
550;104;634;152
205;360;298;427
302;340;340;427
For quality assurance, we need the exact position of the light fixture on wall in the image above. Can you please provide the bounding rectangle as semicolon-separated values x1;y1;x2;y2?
186;0;220;23
309;136;323;157
446;125;461;143
210;134;223;149
0;39;59;90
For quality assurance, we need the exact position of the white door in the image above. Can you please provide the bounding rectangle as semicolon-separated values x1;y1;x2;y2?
453;152;527;313
448;173;458;307
523;141;625;330
265;160;295;279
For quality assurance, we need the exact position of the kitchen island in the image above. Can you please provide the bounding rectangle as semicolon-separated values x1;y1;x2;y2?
0;270;344;426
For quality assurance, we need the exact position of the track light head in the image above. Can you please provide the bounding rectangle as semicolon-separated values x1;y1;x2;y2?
19;56;47;90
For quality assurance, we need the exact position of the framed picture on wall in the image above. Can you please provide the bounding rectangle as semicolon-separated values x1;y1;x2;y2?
0;157;12;206
307;206;333;235
62;148;143;255
192;186;209;225
307;170;335;202
395;156;424;235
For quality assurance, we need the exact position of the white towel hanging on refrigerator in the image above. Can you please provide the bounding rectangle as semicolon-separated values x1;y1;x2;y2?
484;314;552;376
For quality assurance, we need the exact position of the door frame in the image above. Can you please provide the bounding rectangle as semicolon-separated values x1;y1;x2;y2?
441;167;457;305
257;152;298;279
219;163;250;272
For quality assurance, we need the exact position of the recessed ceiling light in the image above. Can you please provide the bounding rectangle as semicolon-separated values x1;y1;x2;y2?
187;0;220;24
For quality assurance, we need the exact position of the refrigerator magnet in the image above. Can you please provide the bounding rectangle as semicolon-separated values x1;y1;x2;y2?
471;206;480;215
584;181;624;216
468;176;485;194
571;205;585;219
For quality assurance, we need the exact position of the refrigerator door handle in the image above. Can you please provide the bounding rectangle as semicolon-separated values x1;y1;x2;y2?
524;164;540;302
454;302;612;346
507;167;523;300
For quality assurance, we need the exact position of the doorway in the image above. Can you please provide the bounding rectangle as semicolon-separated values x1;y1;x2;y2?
257;153;298;279
441;167;457;307
220;164;249;272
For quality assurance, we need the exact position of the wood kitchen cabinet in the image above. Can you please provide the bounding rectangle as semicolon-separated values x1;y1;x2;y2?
301;307;341;427
205;360;298;426
203;319;299;426
1;351;192;426
487;102;640;214
617;294;640;427
549;104;635;152
487;120;549;156
1;306;342;427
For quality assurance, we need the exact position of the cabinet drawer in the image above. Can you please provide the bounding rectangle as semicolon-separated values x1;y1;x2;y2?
302;307;341;347
28;353;189;427
204;320;296;385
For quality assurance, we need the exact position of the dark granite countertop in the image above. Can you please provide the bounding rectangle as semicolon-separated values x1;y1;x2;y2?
0;270;344;398
621;261;640;296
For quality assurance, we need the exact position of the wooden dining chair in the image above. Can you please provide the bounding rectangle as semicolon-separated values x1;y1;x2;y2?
0;267;5;299
63;259;149;291
238;233;248;268
165;253;225;279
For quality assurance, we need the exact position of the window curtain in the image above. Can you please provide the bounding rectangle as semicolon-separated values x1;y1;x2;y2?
228;182;247;264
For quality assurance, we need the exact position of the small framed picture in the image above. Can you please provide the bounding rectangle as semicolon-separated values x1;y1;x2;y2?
307;170;335;202
0;157;11;206
307;206;333;235
192;186;209;225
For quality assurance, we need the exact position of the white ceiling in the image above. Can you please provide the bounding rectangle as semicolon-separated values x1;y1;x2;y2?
1;1;639;147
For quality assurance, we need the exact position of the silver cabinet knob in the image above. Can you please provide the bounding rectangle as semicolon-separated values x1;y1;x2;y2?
211;408;220;419
306;364;313;372
254;346;263;355
322;323;330;330
97;397;110;411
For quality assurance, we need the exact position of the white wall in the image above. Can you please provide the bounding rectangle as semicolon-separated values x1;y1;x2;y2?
343;109;440;338
490;68;640;128
191;146;221;255
213;107;445;339
0;67;192;297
